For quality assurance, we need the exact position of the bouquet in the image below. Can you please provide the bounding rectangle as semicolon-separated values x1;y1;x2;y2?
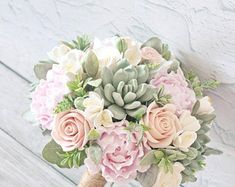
27;35;222;187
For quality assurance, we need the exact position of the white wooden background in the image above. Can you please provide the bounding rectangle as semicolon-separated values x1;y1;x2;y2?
0;0;235;186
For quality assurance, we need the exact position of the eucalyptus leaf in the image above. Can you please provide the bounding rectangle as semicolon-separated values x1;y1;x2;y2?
34;63;53;80
42;139;70;168
140;150;156;166
87;144;102;164
203;147;222;156
84;51;99;77
191;100;200;116
136;165;159;187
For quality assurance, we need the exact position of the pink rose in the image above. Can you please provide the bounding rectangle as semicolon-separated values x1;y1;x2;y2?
31;65;69;129
51;109;93;151
85;120;150;183
143;103;181;148
141;47;163;63
150;70;196;115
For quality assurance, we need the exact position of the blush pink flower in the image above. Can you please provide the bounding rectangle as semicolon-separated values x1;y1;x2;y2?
142;102;182;148
84;120;150;183
141;46;163;63
30;65;69;129
51;109;93;151
150;70;196;115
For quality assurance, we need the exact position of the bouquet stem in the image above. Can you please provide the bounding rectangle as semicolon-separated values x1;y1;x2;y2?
78;171;106;187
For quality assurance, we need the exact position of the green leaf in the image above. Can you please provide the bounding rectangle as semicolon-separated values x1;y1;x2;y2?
74;97;85;110
203;147;222;156
87;129;100;141
202;79;220;89
196;114;216;122
86;79;102;87
42;139;69;168
116;38;128;53
141;37;162;53
154;150;164;162
140;150;156;166
84;51;99;78
191;100;200;116
87;144;102;164
34;63;53;80
54;96;73;113
136;165;159;187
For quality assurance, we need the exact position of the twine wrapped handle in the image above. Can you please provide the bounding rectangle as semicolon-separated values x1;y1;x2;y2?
78;171;106;187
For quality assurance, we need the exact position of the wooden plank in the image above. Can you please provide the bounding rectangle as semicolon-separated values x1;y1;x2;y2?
0;63;85;184
0;129;75;187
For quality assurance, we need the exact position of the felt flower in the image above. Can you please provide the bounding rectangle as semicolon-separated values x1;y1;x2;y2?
51;109;93;151
197;96;215;115
142;102;182;148
48;44;71;62
84;120;150;183
83;92;113;127
31;65;69;129
154;162;185;187
150;69;196;115
141;46;163;63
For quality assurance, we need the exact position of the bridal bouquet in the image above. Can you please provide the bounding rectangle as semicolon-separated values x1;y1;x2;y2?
27;35;221;187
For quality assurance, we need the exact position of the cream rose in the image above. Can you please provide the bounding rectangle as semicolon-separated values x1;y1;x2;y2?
48;44;71;62
142;102;182;148
51;109;93;151
154;162;185;187
197;96;215;115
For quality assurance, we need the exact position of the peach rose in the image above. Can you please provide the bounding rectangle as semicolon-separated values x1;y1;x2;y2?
51;109;93;151
141;47;163;63
142;102;181;148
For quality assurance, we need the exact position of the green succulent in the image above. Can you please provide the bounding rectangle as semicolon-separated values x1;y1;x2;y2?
95;59;156;120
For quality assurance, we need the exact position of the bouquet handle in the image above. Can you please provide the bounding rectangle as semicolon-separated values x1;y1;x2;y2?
78;171;106;187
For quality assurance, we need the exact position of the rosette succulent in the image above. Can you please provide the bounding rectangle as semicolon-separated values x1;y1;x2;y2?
95;59;156;120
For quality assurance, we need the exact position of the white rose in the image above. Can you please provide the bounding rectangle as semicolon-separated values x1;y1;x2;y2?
48;44;71;62
154;162;185;187
197;96;215;115
60;49;84;75
83;92;113;127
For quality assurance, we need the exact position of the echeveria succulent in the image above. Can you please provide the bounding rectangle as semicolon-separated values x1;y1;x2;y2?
95;59;156;120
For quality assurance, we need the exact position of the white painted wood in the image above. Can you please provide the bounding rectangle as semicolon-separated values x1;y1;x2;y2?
0;63;85;185
0;0;234;186
0;129;75;187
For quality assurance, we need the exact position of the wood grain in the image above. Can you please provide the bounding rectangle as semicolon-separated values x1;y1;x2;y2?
0;63;85;185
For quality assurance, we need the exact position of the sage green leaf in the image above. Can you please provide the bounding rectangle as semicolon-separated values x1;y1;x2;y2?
126;105;147;118
198;134;210;144
112;92;124;107
84;51;99;77
191;100;200;116
124;92;137;103
42;139;69;168
104;84;115;103
113;69;129;88
87;79;102;87
154;150;165;162
101;67;113;85
87;144;102;164
74;97;85;110
197;125;210;134
116;38;127;53
185;147;198;160
124;101;141;110
140;150;156;166
87;129;100;141
136;84;148;98
136;65;149;83
139;86;155;102
136;165;159;187
182;173;197;183
141;37;162;53
196;114;216;122
167;59;179;73
203;147;222;156
117;81;125;94
34;63;53;80
108;104;126;120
